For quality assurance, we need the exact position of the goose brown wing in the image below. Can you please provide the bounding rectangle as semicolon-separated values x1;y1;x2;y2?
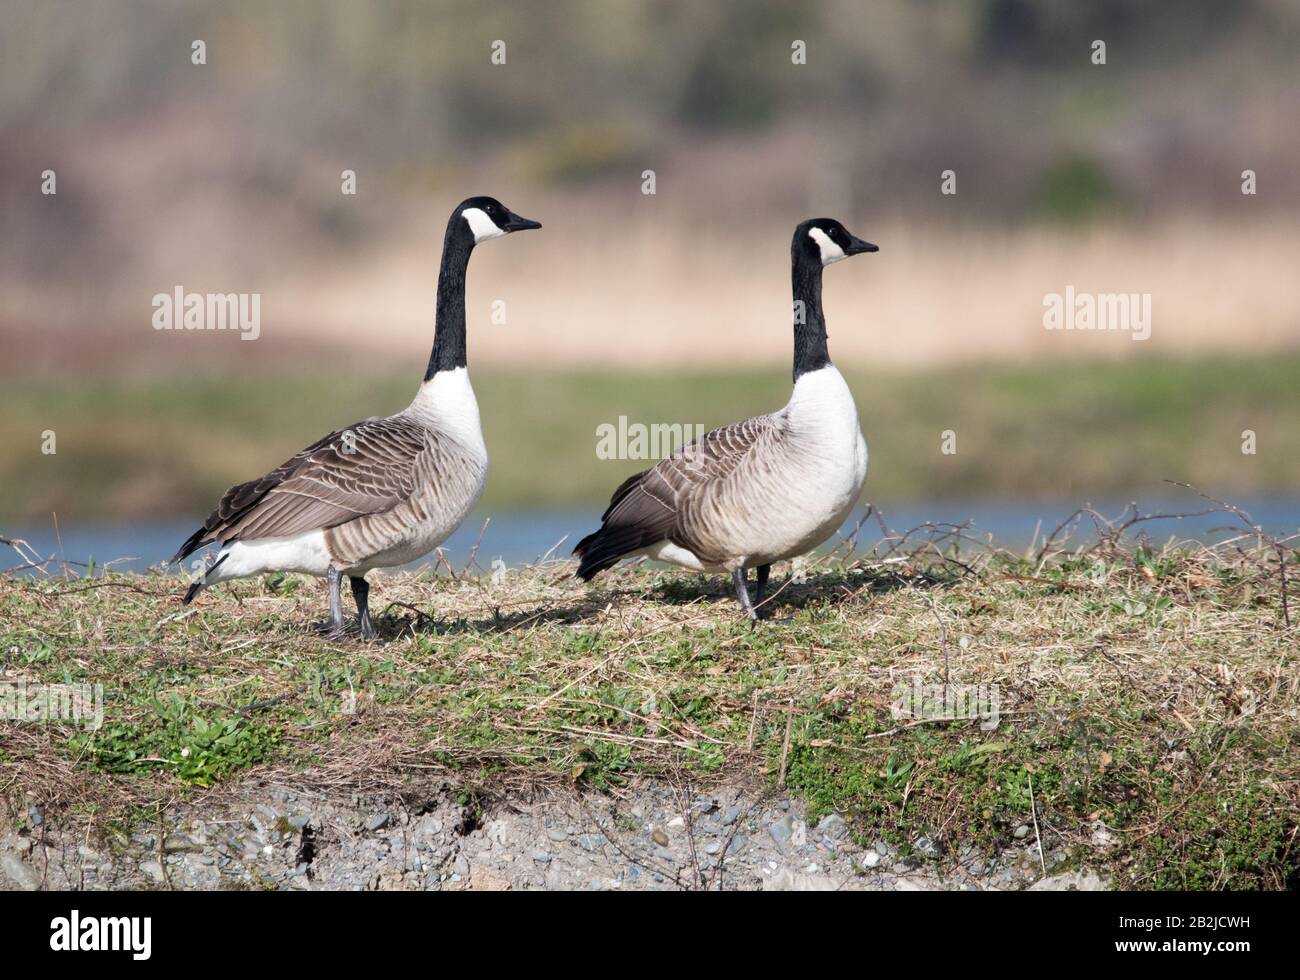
574;414;780;577
172;415;427;562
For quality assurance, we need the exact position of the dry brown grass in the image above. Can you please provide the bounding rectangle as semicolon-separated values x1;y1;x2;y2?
283;212;1300;369
7;209;1300;374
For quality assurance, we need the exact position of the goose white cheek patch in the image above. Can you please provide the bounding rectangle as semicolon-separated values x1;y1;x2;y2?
461;207;506;243
808;227;846;266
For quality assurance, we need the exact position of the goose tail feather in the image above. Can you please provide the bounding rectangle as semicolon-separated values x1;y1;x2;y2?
575;466;673;581
573;526;652;581
179;552;227;604
171;526;209;566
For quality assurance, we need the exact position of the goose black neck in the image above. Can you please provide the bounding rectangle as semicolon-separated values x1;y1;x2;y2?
425;226;474;380
792;253;829;382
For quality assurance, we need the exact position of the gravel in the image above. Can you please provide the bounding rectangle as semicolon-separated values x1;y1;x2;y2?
0;851;42;890
815;813;848;840
913;836;943;860
0;781;1109;892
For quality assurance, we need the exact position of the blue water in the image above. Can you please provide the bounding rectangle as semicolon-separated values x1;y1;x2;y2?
5;496;1297;578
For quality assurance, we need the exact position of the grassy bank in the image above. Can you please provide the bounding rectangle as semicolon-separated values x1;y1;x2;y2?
2;355;1299;523
2;523;1296;889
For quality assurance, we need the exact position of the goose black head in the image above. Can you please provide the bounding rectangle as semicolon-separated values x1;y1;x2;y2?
794;218;878;268
454;196;542;245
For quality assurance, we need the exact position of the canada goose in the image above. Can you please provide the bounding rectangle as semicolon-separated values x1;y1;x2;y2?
573;217;877;619
171;196;541;638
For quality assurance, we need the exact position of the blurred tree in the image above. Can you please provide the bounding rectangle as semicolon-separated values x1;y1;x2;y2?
675;0;809;129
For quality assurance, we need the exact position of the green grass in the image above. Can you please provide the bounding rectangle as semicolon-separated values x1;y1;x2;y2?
2;355;1299;522
2;534;1296;889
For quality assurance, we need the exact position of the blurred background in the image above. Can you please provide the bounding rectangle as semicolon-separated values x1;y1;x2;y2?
2;0;1298;568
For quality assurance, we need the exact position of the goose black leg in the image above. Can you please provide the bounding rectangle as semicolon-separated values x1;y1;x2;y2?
733;567;758;620
754;564;772;609
350;575;376;641
752;563;793;622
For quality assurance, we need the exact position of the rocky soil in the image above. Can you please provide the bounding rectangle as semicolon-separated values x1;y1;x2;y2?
1;780;1106;891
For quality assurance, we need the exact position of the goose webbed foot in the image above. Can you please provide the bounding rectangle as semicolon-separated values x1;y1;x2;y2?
351;575;377;641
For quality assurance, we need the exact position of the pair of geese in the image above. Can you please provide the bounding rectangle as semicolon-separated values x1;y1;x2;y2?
174;196;877;638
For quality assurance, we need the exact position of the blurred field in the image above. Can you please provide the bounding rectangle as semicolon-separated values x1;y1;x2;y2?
12;212;1291;373
2;356;1298;524
5;1;1300;371
264;214;1300;369
3;1;1299;524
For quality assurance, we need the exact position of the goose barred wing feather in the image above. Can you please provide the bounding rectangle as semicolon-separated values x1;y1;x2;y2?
574;414;782;578
172;416;428;563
